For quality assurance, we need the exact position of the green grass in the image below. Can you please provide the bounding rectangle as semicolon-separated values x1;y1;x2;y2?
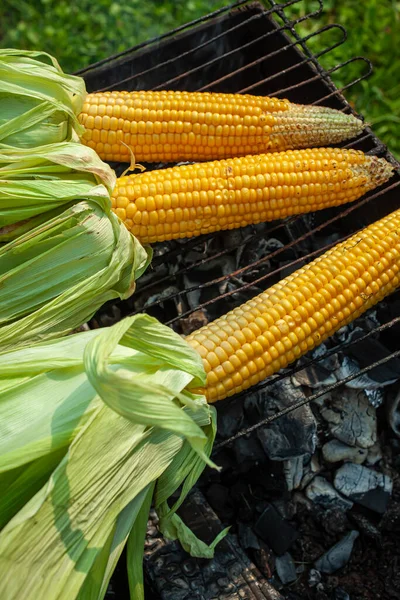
0;0;232;72
284;0;400;157
1;0;399;156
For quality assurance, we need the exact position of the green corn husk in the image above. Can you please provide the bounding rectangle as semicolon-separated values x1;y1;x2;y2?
0;49;86;149
0;142;116;241
0;201;151;351
0;314;220;600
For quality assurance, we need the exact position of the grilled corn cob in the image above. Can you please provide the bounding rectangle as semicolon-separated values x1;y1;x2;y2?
111;148;393;244
79;90;364;163
187;208;400;402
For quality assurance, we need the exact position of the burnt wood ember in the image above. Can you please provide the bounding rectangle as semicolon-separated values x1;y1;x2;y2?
83;1;400;599
253;382;317;461
144;491;284;600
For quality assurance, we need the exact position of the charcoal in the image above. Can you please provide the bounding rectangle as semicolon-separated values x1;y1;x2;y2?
283;457;304;491
182;274;202;310
300;454;321;489
335;356;390;391
272;499;297;521
145;491;286;600
206;483;234;519
292;344;339;388
312;343;341;371
334;463;393;513
346;331;400;383
237;523;260;551
387;387;400;437
364;388;385;408
292;362;337;389
254;380;317;461
365;442;383;466
314;530;359;574
143;285;180;308
179;309;209;335
255;461;288;497
232;436;266;472
254;504;298;555
275;552;297;584
331;588;350;600
320;389;377;449
308;568;322;587
321;440;367;465
216;399;244;439
239;236;284;271
334;354;398;398
230;480;257;521
305;476;353;512
377;298;400;351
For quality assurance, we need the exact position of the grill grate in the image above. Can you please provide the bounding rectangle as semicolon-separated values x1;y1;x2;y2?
82;0;400;434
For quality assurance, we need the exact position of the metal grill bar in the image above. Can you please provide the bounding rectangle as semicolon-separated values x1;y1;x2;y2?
151;4;320;92
139;218;297;296
75;0;251;75
221;24;347;94
311;57;373;105
263;56;372;98
164;235;344;324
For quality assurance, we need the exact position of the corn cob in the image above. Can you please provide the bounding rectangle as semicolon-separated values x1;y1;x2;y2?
186;208;400;403
111;148;393;244
79;90;364;163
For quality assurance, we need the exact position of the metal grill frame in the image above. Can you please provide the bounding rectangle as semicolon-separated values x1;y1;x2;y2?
80;0;400;440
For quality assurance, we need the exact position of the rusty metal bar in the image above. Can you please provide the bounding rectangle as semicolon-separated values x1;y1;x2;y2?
215;345;400;451
214;24;347;94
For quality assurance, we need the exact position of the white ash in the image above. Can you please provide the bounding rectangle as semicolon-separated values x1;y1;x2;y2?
364;388;385;408
319;388;377;449
334;463;393;503
322;440;368;465
387;387;400;437
336;356;396;396
292;364;337;389
283;456;304;491
365;442;383;466
143;285;180;308
300;454;321;489
305;476;353;512
183;254;236;308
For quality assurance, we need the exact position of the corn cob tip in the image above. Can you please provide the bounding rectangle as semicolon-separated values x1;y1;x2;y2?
360;154;394;191
273;104;365;149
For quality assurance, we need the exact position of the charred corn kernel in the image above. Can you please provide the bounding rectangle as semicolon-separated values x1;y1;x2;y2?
186;208;400;402
79;90;364;162
111;148;393;243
